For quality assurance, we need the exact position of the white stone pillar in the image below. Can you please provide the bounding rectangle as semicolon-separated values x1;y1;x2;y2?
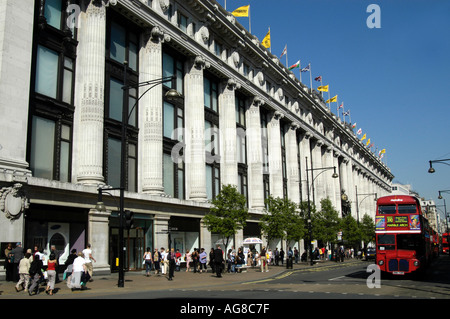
185;56;208;201
139;27;166;194
267;111;284;199
74;0;111;185
324;146;336;208
311;139;324;205
246;97;265;209
154;215;170;250
87;208;111;275
0;0;34;177
219;79;238;187
286;124;300;204
299;132;312;202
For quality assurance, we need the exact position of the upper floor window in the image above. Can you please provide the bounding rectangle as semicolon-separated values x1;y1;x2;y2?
178;13;188;33
163;52;184;94
110;22;138;71
35;45;74;104
204;77;218;113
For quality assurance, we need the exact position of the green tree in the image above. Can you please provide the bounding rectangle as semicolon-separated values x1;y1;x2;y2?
260;196;305;249
359;213;375;248
340;214;360;248
312;198;341;247
203;184;248;249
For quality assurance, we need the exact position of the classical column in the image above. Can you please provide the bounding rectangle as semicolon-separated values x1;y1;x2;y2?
74;0;114;185
200;218;212;252
219;79;239;187
324;146;336;208
139;27;167;194
87;207;111;275
299;132;312;202
0;0;34;178
185;56;208;201
154;215;170;250
286;124;300;204
267;111;284;199
310;138;324;205
246;97;265;209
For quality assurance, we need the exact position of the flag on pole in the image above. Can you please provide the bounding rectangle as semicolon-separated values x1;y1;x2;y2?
232;5;250;17
326;95;337;103
317;85;329;92
262;29;271;48
301;64;310;72
366;138;371;146
357;128;362;135
338;102;344;110
288;60;300;70
314;76;322;82
361;133;367;141
352;123;357;129
280;45;287;58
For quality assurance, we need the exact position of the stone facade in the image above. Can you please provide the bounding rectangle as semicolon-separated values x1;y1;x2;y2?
0;0;392;278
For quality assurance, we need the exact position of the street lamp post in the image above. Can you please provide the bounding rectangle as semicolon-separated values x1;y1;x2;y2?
428;158;450;173
355;185;377;225
305;156;338;266
111;62;182;287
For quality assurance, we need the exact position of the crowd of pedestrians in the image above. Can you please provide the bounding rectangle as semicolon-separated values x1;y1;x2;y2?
4;242;96;296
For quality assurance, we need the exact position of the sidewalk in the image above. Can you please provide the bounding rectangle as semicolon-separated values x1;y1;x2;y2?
0;259;364;298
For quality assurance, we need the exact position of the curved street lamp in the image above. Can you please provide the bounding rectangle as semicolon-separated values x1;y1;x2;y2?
113;62;182;287
428;158;450;173
305;156;338;266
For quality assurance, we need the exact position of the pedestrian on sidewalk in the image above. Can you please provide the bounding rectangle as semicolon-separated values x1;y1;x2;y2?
167;248;175;280
191;248;199;273
185;250;192;272
153;248;161;275
45;253;57;295
82;244;96;281
28;254;44;295
209;248;215;274
213;245;224;278
143;247;153;277
260;247;268;272
15;252;31;292
199;248;207;273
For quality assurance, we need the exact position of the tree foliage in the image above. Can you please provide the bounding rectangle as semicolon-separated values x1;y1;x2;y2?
203;184;248;249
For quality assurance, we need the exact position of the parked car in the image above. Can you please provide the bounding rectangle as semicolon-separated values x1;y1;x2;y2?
366;248;376;260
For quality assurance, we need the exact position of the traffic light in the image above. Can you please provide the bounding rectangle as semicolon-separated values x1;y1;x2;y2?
124;210;134;229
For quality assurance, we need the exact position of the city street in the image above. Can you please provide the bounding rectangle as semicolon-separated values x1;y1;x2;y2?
3;256;449;300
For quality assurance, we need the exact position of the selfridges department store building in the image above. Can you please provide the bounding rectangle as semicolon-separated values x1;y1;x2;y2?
0;0;392;276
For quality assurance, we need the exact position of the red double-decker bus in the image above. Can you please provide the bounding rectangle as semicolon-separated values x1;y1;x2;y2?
375;195;432;276
443;233;449;254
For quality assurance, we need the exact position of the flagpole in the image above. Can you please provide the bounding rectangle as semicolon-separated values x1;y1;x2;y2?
299;60;302;82
309;64;313;94
249;5;251;33
269;27;271;53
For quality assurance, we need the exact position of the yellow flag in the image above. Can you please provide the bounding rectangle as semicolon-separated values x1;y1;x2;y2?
366;138;371;146
232;5;250;17
361;133;367;141
262;29;271;48
380;149;386;154
317;85;329;92
326;95;337;103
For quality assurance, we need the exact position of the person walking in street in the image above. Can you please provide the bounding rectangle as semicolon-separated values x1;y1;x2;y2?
82;244;96;281
185;250;192;272
199;248;207;273
161;247;168;275
209;248;215;274
143;247;153;277
28;254;44;295
167;248;176;280
260;246;268;272
68;252;87;290
213;245;224;278
191;248;199;273
4;243;14;282
11;242;24;282
153;248;161;275
45;253;57;295
15;252;31;292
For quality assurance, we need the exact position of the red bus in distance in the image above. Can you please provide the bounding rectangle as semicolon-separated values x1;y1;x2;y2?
443;233;449;254
375;195;432;276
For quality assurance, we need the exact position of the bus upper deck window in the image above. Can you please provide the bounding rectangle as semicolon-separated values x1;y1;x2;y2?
398;204;417;214
378;205;396;214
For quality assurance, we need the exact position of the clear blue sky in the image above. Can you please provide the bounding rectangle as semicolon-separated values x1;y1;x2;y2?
220;0;450;219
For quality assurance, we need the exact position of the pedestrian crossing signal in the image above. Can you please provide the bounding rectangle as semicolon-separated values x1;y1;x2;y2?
124;210;134;229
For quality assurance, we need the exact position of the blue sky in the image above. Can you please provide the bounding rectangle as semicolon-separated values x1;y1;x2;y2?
221;0;450;219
